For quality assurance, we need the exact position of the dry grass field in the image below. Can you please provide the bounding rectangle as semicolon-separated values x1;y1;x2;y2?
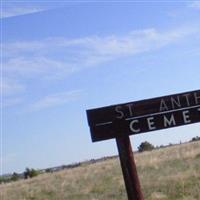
1;141;200;200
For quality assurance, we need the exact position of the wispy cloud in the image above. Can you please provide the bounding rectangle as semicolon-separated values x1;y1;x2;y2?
1;1;77;19
4;57;78;79
3;25;200;109
1;6;45;18
188;1;200;9
4;26;199;79
29;90;83;111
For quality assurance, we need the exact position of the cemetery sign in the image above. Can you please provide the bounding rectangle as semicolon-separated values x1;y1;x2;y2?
87;90;200;142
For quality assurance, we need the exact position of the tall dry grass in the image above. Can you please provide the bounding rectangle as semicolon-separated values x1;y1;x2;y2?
1;141;200;200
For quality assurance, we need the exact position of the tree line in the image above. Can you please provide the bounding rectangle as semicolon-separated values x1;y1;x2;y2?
1;136;200;184
0;168;39;184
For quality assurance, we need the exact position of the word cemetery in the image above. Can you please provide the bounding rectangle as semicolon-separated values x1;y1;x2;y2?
86;89;200;200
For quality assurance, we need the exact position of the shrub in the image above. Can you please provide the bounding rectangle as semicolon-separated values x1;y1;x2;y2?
11;172;20;181
190;136;200;142
138;141;155;152
24;168;38;179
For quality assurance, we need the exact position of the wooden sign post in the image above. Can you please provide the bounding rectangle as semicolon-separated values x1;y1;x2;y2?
86;90;200;200
116;136;144;200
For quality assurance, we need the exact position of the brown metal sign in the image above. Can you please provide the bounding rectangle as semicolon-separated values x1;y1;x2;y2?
87;90;200;142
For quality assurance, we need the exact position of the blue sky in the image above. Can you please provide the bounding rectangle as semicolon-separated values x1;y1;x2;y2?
1;1;200;174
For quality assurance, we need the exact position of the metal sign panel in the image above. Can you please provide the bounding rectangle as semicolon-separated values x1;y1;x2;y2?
87;90;200;142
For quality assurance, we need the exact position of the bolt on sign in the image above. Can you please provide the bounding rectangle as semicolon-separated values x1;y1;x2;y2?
86;90;200;200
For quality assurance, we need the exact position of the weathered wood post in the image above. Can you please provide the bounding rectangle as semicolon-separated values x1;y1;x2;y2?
116;136;144;200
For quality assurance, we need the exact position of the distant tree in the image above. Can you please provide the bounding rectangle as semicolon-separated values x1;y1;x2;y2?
190;136;200;142
24;168;30;179
45;168;52;173
138;141;155;152
24;168;38;179
168;143;173;146
30;168;38;177
11;172;19;181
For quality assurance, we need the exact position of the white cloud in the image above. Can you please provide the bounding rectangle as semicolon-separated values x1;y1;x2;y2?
29;90;83;111
4;26;199;80
4;57;78;79
1;2;74;19
5;27;197;56
188;1;200;9
2;25;200;109
1;6;45;18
